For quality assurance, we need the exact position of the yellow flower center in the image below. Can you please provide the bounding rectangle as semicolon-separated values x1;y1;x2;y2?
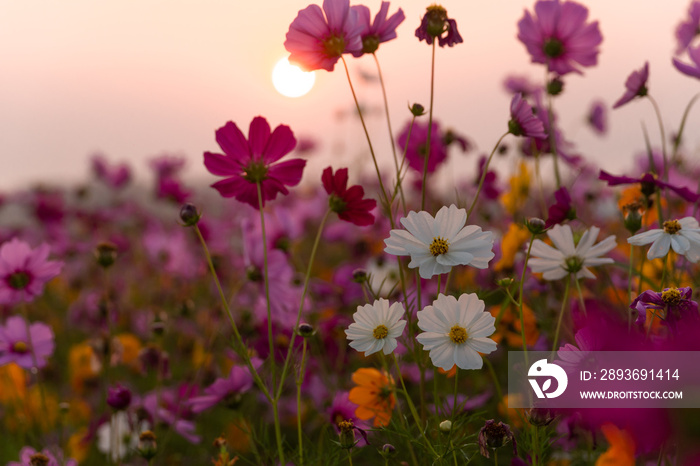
373;325;389;339
338;419;354;433
661;288;682;306
429;236;449;256
12;341;29;354
663;220;681;234
448;325;468;344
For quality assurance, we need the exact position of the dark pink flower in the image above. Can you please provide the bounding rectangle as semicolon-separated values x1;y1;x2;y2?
415;5;462;47
631;287;699;333
475;156;500;200
0;238;63;305
203;117;306;209
149;154;186;178
598;171;700;203
612;62;649;109
673;43;700;79
545;187;576;228
188;361;260;413
155;177;190;203
508;93;547;139
397;120;448;174
0;316;55;369
91;154;131;189
675;1;700;54
351;2;405;56
284;0;363;72
8;446;77;466
322;167;376;226
587;100;607;135
503;74;541;99
517;0;602;75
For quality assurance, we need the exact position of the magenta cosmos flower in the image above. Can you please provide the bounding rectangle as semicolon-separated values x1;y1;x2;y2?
351;2;405;56
91;154;131;189
675;1;700;54
673;43;700;79
203;117;306;209
508;93;547;139
0;316;55;369
9;447;77;466
587;100;607;135
397;120;448;174
322;166;376;226
284;0;363;72
415;5;462;47
517;0;602;75
188;363;257;413
612;62;649;109
0;238;63;305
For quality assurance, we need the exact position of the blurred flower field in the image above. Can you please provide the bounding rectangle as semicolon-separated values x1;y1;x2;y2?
2;0;700;464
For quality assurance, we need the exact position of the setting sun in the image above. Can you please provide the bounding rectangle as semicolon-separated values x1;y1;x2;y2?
272;57;315;98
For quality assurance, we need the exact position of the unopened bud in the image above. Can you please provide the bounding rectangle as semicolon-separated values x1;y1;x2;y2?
526;217;547;235
380;444;397;458
352;269;368;283
439;420;452;433
95;241;118;268
409;103;426;117
497;278;514;288
138;430;158;460
297;323;315;338
179;203;201;226
546;77;564;96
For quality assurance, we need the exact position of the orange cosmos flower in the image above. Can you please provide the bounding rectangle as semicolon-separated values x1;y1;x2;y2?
595;423;635;465
348;368;395;427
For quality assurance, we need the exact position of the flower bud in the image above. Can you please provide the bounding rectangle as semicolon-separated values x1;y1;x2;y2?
439;420;452;433
409;103;426;117
107;384;132;411
352;269;368;283
338;420;357;449
380;444;397;458
546;77;564;96
526;407;555;427
497;278;514;288
138;430;158;460
297;323;315;338
526;217;547;235
179;203;201;226
95;241;118;268
622;202;643;234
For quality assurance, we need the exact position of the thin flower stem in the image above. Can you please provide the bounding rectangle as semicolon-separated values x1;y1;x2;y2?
551;277;571;354
574;277;586;317
628;245;634;330
255;182;276;389
672;93;700;161
391;353;440;458
341;57;389;207
373;52;406;216
421;40;437;211
379;354;419;465
347;450;353;466
276;209;331;401
483;357;503;402
519;235;536;368
646;95;668;184
271;399;285;465
494;447;498;465
467;132;509;217
451;369;459;423
296;339;308;465
193;226;270;399
544;69;561;188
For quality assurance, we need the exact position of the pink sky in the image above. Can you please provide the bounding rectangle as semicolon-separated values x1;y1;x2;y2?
1;0;698;192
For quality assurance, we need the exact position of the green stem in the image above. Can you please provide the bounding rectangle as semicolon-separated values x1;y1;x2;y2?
628;244;634;330
483;357;503;402
544;69;561;188
421;40;436;210
347;449;353;466
341;56;389;207
551;277;571;354
276;209;331;400
255;182;276;389
647;95;668;184
296;339;308;465
574;276;586;317
519;235;536;368
672;93;700;161
271;399;285;465
467;132;509;217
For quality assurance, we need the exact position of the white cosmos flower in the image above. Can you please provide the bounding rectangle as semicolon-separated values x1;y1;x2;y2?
345;299;407;356
383;204;495;280
528;224;616;280
627;217;700;262
416;293;497;370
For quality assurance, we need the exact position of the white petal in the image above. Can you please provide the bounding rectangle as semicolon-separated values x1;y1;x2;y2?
628;229;663;246
584;235;617;258
530;240;564;261
547;224;576;257
434;205;467;239
678;217;700;230
400;210;435;244
542;267;569;281
647;234;672;259
384;229;426;256
574;226;599;256
670;234;690;254
436;250;474;267
454;344;483;370
418;260;450;279
416;331;448;349
467;338;498;355
427;341;455;370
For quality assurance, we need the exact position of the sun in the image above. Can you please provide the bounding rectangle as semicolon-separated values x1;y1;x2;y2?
272;57;315;98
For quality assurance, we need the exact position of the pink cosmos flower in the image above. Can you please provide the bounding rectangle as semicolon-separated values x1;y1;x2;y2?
517;0;602;75
8;446;77;466
397;120;448;174
415;5;462;47
203;117;306;209
508;93;547;139
673;43;700;79
0;316;55;369
351;2;405;57
91;154;131;189
587;100;607;135
612;62;649;109
675;1;700;54
0;238;63;305
322;167;376;226
188;360;260;413
284;0;363;72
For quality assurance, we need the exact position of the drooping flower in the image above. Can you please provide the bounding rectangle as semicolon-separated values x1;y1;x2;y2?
322;167;377;226
612;62;649;109
345;298;406;356
203;116;306;208
675;1;700;54
415;4;462;47
627;217;700;262
284;0;363;72
672;43;700;79
0;316;55;369
188;363;257;413
508;93;547;139
396;120;448;174
587;100;607;135
477;420;517;459
503;74;541;98
0;238;63;305
384;205;495;279
595;423;635;466
528;224;616;280
351;2;405;56
416;293;498;370
599;170;700;203
545;186;576;228
631;287;700;332
517;0;603;75
348;367;395;427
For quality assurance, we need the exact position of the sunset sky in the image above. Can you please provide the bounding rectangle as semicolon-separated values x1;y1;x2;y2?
1;0;698;192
